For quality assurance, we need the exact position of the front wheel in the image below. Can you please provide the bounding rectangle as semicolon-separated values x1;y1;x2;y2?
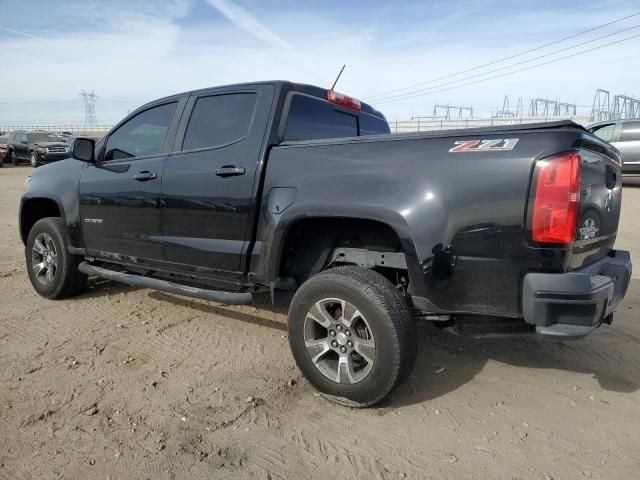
29;151;40;168
10;150;19;166
25;217;87;299
288;266;417;407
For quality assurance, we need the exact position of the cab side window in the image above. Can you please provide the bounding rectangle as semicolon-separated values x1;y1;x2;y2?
104;102;177;161
619;121;640;142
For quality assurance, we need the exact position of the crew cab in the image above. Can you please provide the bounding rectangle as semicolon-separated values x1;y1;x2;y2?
7;130;70;167
20;81;631;406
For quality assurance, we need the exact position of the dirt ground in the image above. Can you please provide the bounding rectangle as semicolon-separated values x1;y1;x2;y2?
1;165;639;480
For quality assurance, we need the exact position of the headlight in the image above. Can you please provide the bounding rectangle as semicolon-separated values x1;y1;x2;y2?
36;147;47;154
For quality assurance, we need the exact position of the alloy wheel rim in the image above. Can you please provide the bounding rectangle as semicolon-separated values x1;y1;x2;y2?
303;297;376;385
31;233;58;286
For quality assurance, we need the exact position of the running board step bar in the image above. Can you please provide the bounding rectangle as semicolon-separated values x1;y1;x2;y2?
78;262;253;305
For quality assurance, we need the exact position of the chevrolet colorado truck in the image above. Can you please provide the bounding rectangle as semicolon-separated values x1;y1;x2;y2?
20;81;632;406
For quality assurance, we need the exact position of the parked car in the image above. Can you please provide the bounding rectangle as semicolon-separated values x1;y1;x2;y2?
588;119;640;175
7;130;70;167
0;133;8;167
20;81;631;407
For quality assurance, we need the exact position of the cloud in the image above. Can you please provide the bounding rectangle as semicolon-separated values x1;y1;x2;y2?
206;0;294;51
0;26;44;40
0;0;639;124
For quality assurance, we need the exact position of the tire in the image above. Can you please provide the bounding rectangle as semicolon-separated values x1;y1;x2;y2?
25;217;87;299
29;151;40;168
288;266;417;407
10;150;19;166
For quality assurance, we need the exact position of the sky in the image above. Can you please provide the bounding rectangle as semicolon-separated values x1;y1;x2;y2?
0;0;639;125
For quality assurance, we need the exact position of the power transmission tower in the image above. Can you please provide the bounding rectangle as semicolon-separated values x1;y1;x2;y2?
590;89;610;122
529;98;558;117
79;90;98;128
495;95;524;118
495;95;513;118
555;101;577;116
612;94;640;120
432;103;474;119
514;97;523;117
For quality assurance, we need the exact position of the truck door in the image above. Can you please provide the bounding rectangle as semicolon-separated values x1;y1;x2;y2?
161;85;274;274
79;101;181;263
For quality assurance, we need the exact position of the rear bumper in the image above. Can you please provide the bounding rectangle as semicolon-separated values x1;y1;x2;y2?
522;250;631;339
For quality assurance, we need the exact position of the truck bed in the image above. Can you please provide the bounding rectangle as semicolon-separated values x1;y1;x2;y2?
255;121;623;319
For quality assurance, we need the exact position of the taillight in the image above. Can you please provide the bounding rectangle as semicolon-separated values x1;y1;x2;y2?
326;90;361;111
531;152;581;244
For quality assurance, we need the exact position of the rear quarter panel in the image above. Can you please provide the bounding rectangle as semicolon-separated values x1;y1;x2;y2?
254;128;591;317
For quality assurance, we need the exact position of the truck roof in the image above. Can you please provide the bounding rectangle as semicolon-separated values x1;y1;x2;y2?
149;80;387;120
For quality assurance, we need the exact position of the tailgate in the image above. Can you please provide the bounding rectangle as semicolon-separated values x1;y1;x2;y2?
570;137;623;269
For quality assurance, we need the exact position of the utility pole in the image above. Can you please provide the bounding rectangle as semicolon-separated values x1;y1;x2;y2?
79;90;98;129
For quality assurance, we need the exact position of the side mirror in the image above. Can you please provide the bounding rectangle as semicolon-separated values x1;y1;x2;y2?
71;137;96;163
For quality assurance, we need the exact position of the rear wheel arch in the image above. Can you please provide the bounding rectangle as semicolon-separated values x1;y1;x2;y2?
20;197;63;244
274;216;415;296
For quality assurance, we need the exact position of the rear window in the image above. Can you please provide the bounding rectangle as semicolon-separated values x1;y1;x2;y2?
284;94;388;141
361;113;391;136
619;121;640;142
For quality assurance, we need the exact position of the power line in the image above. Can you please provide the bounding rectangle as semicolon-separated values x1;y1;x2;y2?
374;32;640;105
373;23;640;104
367;11;640;101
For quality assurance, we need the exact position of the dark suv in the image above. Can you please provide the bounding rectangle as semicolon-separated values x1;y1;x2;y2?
7;131;70;167
588;120;640;175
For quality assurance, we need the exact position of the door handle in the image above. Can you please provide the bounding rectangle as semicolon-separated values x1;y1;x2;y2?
134;171;157;181
215;166;246;177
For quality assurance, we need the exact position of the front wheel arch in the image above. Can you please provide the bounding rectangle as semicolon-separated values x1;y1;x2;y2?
20;197;63;244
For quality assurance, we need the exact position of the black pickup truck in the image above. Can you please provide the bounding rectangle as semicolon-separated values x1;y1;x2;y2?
20;81;632;406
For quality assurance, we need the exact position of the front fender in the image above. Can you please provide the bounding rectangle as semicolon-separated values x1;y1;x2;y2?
20;159;85;247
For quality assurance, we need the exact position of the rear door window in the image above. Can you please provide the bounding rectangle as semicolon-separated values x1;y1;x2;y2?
182;93;257;151
619;121;640;142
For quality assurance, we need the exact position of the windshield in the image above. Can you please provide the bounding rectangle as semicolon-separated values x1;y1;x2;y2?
27;132;61;143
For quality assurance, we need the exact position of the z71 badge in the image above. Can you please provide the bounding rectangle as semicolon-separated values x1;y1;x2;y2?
449;138;519;153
